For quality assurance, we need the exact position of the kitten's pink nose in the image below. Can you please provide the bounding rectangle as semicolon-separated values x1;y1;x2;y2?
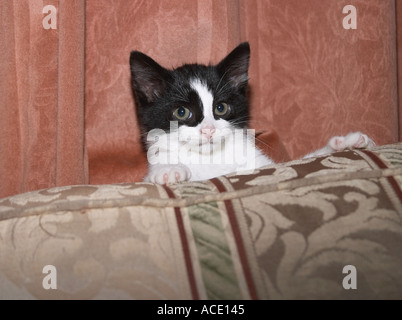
201;125;216;140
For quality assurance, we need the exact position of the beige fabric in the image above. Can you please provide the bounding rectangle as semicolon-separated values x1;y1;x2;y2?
0;143;401;299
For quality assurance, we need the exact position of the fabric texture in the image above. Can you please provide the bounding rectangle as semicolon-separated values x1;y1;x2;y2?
1;142;401;299
0;0;87;199
1;0;401;197
396;0;402;141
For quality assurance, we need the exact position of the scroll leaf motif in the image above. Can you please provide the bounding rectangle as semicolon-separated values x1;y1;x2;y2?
246;179;402;299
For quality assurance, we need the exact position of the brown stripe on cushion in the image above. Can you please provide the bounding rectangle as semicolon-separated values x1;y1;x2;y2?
162;185;199;300
210;177;259;300
362;150;402;201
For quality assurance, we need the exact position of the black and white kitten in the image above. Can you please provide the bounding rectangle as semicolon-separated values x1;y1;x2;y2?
130;43;374;184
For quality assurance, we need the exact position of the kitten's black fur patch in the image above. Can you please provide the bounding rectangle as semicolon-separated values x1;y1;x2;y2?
130;42;251;148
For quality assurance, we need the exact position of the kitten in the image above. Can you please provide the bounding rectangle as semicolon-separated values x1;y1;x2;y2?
130;42;375;184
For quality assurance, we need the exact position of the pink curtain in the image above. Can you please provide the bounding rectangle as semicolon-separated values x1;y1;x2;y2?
1;0;400;198
397;0;402;141
0;0;87;198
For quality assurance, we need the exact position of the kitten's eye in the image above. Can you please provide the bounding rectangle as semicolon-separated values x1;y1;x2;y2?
173;106;192;121
214;103;230;117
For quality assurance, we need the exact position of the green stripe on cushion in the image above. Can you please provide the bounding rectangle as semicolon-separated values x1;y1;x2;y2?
188;201;242;299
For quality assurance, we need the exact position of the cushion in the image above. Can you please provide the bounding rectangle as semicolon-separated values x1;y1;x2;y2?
0;143;401;299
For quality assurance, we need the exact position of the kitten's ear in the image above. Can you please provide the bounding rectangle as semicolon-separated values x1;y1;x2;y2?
130;51;171;104
217;42;250;90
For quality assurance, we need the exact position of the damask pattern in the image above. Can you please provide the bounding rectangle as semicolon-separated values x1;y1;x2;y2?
0;143;401;299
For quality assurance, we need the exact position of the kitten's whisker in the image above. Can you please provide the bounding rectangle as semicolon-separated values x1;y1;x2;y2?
228;117;249;124
170;95;190;103
215;69;230;95
228;115;249;121
175;87;190;102
216;81;232;96
254;136;274;151
227;118;250;127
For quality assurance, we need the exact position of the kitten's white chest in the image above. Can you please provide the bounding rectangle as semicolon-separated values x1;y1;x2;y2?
156;134;272;181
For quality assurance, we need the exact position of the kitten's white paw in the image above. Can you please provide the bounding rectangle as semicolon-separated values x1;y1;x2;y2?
144;164;191;184
328;132;376;152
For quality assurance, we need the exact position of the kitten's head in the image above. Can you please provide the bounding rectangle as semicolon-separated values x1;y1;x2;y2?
130;42;250;152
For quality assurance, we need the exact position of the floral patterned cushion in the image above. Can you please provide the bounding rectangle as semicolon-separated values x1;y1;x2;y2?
0;143;401;299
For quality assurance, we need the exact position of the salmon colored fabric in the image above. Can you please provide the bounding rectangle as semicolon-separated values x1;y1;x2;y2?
397;0;402;141
1;0;400;197
0;0;87;198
